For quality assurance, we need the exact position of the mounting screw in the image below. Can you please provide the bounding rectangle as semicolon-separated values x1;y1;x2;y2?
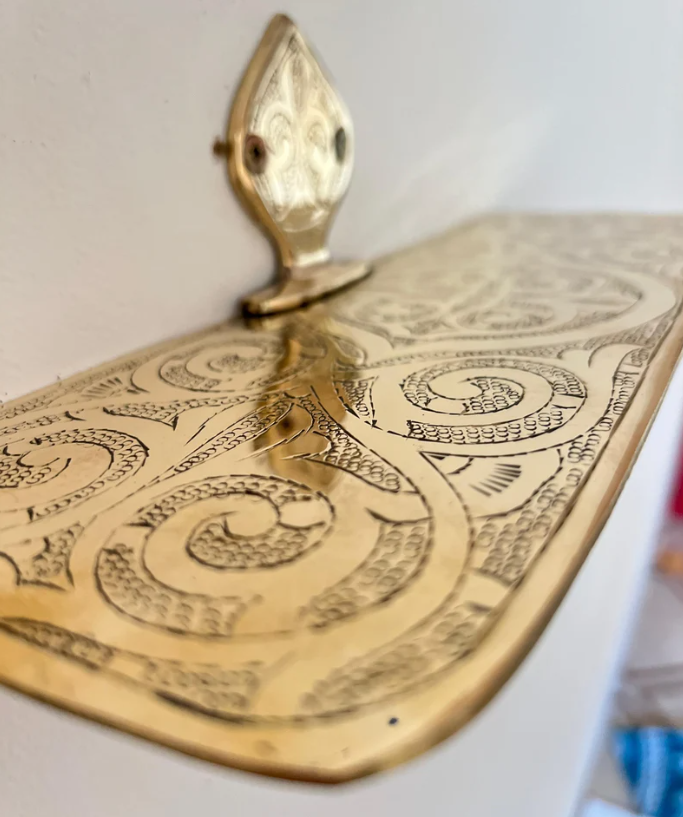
334;127;347;162
244;134;267;174
212;138;230;158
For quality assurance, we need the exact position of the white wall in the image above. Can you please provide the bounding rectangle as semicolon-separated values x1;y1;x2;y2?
2;0;683;399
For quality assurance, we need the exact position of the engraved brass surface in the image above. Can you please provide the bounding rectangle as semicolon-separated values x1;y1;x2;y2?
221;14;371;315
1;214;683;781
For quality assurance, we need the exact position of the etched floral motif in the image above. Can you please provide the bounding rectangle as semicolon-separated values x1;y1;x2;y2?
247;31;352;235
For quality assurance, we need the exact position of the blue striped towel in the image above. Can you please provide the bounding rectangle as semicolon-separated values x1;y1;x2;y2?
613;728;683;816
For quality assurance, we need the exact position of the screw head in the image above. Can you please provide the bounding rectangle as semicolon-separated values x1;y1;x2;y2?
244;134;267;174
334;127;347;162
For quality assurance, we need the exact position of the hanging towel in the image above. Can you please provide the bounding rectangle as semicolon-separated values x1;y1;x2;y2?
613;727;683;816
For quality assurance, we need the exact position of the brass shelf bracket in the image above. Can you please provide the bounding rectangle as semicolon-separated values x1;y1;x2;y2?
216;14;371;316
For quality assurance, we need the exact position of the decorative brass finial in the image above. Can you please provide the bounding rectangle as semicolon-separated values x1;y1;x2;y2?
217;14;371;316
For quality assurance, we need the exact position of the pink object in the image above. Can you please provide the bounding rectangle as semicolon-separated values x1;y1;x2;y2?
672;439;683;518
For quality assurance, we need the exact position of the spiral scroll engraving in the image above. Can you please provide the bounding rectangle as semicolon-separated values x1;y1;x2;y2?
157;332;323;394
405;359;586;444
0;428;147;524
96;475;334;636
0;213;681;780
185;477;333;570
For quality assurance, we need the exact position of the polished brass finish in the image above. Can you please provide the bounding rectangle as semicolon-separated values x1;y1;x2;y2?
221;14;371;316
0;215;682;782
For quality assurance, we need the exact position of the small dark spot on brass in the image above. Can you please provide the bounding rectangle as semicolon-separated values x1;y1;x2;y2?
388;716;399;726
245;134;267;174
334;127;347;162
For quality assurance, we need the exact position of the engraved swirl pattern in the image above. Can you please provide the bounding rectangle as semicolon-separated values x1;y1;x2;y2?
0;214;682;779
